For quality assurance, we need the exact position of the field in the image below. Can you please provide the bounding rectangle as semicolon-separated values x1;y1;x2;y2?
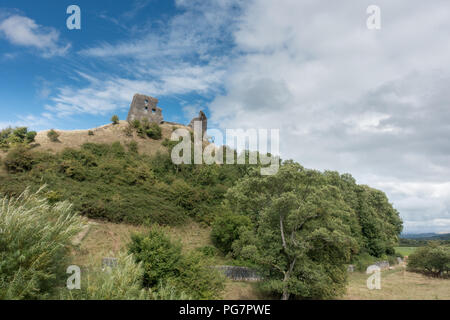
72;220;450;300
394;246;417;256
343;268;450;300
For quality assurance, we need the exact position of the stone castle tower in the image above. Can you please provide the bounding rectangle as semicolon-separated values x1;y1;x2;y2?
126;93;163;124
126;93;207;136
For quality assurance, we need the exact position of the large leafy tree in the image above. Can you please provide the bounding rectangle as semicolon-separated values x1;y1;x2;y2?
227;161;358;300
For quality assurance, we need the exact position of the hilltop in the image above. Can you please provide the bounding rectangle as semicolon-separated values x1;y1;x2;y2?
32;120;190;156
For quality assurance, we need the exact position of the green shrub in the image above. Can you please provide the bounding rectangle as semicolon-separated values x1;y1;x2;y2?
146;123;162;140
169;251;225;300
62;253;150;300
196;245;218;257
0;127;36;149
211;212;252;253
4;145;34;173
88;130;94;136
111;115;119;125
130;119;141;129
12;127;28;140
47;129;60;142
407;243;450;277
352;252;378;272
0;188;84;299
128;228;183;287
128;228;225;299
26;131;37;143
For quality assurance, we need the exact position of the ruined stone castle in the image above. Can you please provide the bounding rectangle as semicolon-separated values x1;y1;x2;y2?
126;93;207;135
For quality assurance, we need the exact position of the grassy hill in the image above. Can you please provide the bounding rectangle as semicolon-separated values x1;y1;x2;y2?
33;120;189;156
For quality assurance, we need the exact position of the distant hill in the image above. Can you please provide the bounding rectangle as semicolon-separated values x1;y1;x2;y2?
401;233;450;240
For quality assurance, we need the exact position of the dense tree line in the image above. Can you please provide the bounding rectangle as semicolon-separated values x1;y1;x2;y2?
212;161;402;299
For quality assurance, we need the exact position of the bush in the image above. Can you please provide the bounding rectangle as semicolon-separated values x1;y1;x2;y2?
130;119;141;129
111;115;119;125
0;127;37;149
88;130;94;136
211;212;252;253
146;123;162;140
0;188;84;299
128;228;183;288
128;228;225;299
4;145;34;173
62;253;150;300
47;129;60;142
407;243;450;277
169;251;225;300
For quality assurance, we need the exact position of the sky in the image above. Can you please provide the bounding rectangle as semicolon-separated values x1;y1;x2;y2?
1;0;450;233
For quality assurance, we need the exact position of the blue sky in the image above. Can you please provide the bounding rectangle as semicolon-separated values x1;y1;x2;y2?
0;0;233;130
1;0;450;233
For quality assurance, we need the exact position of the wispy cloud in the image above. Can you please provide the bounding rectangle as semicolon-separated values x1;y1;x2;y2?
46;1;237;117
0;14;70;57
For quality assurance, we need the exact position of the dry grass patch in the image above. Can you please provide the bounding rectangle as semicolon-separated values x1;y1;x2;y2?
33;121;190;156
221;281;266;300
343;267;450;300
71;219;214;268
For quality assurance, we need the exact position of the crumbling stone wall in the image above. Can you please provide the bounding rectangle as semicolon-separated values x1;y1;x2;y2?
188;110;207;137
214;266;261;281
127;93;163;124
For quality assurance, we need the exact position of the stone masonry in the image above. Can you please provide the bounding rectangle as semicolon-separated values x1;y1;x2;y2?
126;93;163;124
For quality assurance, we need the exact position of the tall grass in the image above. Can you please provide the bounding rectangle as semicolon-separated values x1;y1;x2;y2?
62;253;150;300
0;187;84;299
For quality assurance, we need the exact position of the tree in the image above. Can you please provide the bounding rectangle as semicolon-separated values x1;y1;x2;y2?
211;211;252;253
228;161;357;300
47;129;60;142
408;243;450;277
111;115;119;125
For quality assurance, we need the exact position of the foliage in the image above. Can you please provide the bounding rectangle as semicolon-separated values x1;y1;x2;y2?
128;228;183;287
211;211;252;253
128;228;225;299
62;253;150;300
130;119;141;129
47;129;60;142
407;243;450;277
227;162;359;300
88;130;94;136
0;126;37;149
0;188;84;299
146;123;162;140
3;145;34;173
111;115;119;125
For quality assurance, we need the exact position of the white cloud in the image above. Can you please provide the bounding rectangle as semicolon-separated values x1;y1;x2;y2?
206;0;450;233
0;14;70;57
